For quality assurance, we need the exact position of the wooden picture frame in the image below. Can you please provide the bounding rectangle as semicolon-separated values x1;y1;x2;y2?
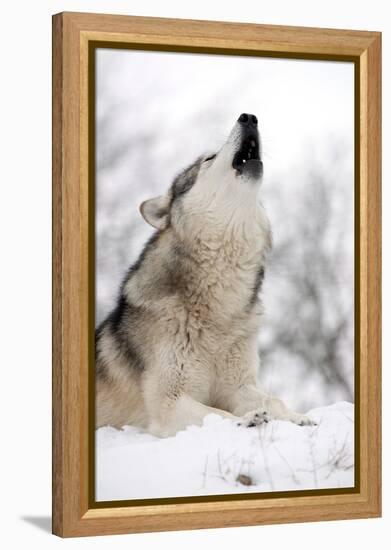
52;11;381;537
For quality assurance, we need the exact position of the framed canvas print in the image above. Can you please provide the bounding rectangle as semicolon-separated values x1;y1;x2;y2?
52;12;381;537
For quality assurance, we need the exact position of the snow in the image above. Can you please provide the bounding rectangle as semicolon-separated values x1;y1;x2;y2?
96;401;354;501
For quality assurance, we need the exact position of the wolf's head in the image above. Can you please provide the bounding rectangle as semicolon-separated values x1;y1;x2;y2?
140;113;264;239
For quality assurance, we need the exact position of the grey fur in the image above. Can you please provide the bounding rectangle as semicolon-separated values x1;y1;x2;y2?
95;116;315;436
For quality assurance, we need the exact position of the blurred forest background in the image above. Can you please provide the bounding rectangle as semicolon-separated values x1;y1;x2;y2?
96;50;354;412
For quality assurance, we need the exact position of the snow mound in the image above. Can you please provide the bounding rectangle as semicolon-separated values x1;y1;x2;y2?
96;402;354;501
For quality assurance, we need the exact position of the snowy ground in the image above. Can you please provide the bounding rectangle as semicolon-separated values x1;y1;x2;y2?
96;402;354;501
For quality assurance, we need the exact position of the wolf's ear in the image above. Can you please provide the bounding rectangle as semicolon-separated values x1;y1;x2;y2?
139;195;170;230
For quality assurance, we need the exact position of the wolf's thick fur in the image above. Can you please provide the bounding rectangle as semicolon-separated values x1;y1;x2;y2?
96;114;314;436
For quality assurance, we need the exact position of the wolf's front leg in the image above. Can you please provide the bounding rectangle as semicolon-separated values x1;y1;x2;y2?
229;384;316;427
145;390;235;438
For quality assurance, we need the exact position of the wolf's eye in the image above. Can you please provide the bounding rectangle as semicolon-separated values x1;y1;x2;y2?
204;154;216;163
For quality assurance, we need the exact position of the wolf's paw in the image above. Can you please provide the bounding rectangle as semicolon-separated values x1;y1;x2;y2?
290;413;317;427
237;409;271;428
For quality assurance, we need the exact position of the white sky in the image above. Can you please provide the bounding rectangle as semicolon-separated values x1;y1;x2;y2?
97;49;354;187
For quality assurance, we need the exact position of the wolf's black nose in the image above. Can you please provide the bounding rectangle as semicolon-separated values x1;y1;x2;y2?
238;113;258;127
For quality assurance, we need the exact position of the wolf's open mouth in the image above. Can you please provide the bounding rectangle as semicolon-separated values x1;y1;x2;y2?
232;135;262;176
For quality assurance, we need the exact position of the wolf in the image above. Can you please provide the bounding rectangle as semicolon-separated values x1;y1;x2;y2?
96;113;315;437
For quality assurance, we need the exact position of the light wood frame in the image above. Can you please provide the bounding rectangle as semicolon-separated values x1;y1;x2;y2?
52;12;381;537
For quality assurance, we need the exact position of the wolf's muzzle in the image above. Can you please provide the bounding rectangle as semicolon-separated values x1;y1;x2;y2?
238;112;258;128
232;113;263;178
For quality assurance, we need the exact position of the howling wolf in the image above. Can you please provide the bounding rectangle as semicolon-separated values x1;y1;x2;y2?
96;113;315;436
